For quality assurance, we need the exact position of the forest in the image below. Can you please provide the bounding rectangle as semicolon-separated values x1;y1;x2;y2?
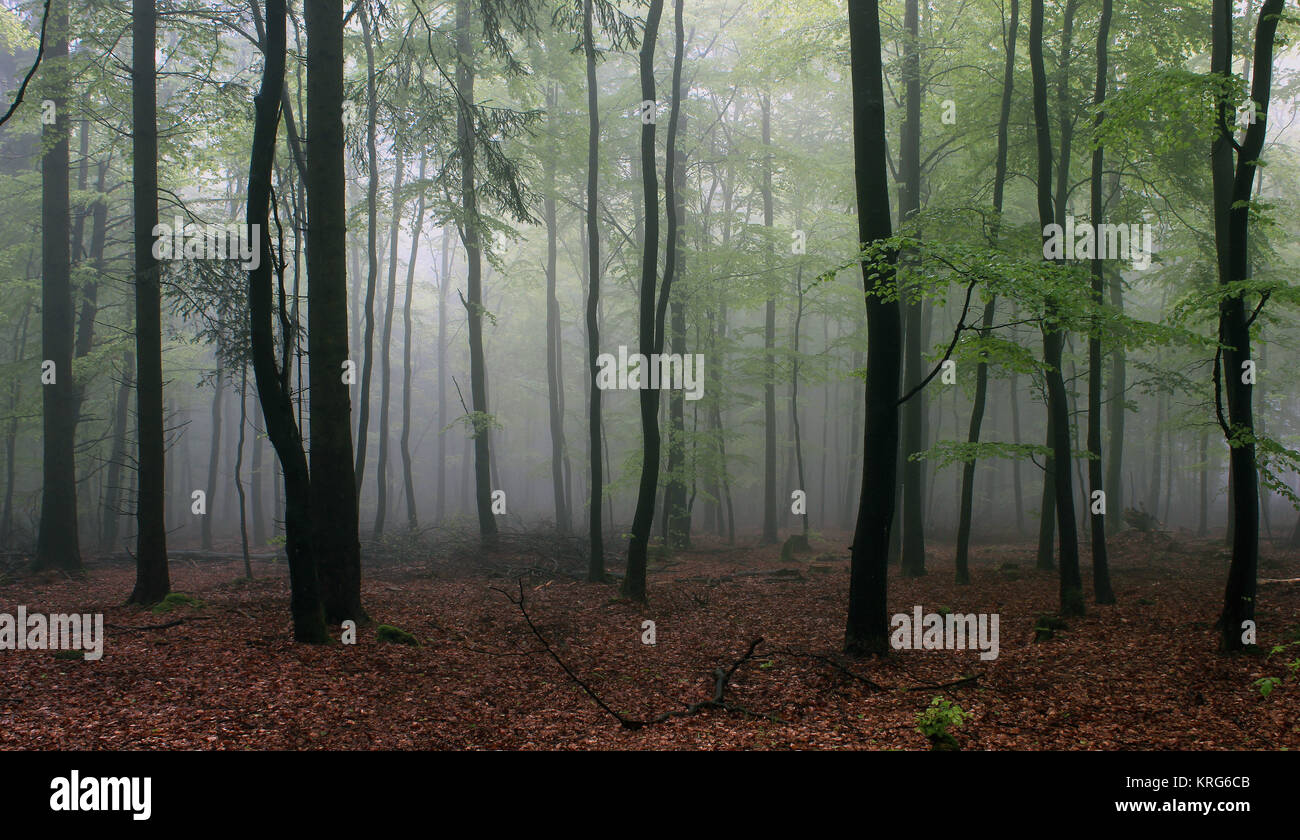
0;0;1298;754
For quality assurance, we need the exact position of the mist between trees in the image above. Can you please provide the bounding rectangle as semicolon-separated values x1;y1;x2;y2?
0;0;1295;654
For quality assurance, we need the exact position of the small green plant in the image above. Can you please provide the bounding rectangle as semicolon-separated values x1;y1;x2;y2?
151;592;204;614
376;624;419;646
915;696;967;751
1255;676;1282;699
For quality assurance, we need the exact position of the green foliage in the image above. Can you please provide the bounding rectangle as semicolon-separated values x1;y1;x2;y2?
151;593;204;614
916;697;967;751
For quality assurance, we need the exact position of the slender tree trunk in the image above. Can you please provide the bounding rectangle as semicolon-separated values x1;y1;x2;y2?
844;0;901;657
353;1;380;491
663;109;690;550
307;0;366;625
1213;0;1280;650
1031;0;1084;615
956;0;1018;584
583;0;604;578
760;94;778;546
456;0;497;542
400;152;428;531
35;0;81;573
100;350;134;554
251;399;266;545
898;0;925;579
201;368;224;551
436;227;450;524
543;85;570;536
248;0;327;642
1088;0;1115;603
235;366;252;579
622;0;668;603
374;145;405;537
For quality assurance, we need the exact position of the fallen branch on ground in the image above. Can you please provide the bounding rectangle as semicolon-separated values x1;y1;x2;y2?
494;580;772;730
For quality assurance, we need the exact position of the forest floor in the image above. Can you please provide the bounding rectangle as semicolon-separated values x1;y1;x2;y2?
2;528;1298;750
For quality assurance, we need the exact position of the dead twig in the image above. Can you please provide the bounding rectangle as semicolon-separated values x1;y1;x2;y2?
494;579;773;729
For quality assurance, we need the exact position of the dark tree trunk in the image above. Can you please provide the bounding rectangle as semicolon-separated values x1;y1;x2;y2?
201;367;224;551
760;94;778;546
1087;0;1115;604
456;0;498;542
1213;0;1281;650
251;398;266;545
353;1;380;492
1031;0;1084;615
663;109;690;550
583;0;604;579
898;0;925;579
844;0;901;657
235;366;252;579
35;0;81;573
543;84;570;535
248;0;326;642
956;0;1018;584
436;226;450;524
622;0;667;603
307;0;365;625
100;350;134;554
374;145;405;537
401;152;428;531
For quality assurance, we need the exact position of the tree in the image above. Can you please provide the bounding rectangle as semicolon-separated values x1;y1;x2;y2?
457;0;497;542
308;0;365;625
248;0;327;643
1030;0;1084;617
1087;0;1115;604
1212;0;1283;651
955;0;1018;585
34;0;79;573
128;0;168;602
844;0;901;657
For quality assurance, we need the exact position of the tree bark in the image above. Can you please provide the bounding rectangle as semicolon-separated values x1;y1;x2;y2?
248;0;326;642
1031;0;1084;615
956;0;1018;585
307;0;365;624
844;0;901;657
1087;0;1115;604
621;0;667;603
35;0;81;573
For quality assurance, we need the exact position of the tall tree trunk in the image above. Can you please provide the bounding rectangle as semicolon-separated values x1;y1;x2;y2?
248;0;326;642
235;366;252;579
583;0;604;579
201;367;224;551
374;145;405;536
251;399;266;545
543;84;570;535
1031;0;1084;616
400;151;428;531
35;0;80;573
621;0;668;603
307;0;365;624
456;0;497;542
844;0;901;657
663;110;690;550
956;0;1018;584
353;1;380;491
436;226;450;524
1213;0;1281;650
100;350;134;554
1087;0;1115;603
760;94;778;546
898;0;925;579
